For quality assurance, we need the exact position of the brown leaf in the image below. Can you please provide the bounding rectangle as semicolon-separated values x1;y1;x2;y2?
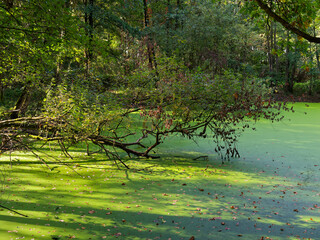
189;236;195;240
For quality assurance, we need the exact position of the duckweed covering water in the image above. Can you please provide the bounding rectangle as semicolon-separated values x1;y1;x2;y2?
0;103;319;240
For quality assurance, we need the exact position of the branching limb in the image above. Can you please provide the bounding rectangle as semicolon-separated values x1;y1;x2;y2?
255;0;320;43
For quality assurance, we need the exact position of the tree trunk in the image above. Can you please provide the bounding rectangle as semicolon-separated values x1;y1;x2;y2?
285;31;293;93
166;0;171;54
289;59;296;93
0;75;3;103
143;0;153;69
10;86;31;119
309;42;313;95
255;0;320;44
313;26;320;72
84;0;94;75
266;20;273;73
175;0;179;29
315;45;320;72
0;84;3;103
273;22;279;74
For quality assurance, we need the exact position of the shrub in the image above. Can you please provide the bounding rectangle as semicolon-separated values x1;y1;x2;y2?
293;80;320;95
293;82;309;95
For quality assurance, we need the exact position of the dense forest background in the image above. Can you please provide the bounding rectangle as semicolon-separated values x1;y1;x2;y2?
1;0;319;163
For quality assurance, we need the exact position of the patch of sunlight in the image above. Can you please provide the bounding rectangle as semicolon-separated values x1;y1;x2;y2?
1;103;320;239
256;217;288;227
296;215;320;226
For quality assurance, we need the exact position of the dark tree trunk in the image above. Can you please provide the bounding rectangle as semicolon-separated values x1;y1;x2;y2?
88;0;94;60
314;26;320;72
315;46;320;72
266;20;273;73
143;0;157;72
285;31;294;93
143;0;153;69
0;76;3;103
84;0;94;74
273;22;279;74
255;0;320;43
10;86;31;119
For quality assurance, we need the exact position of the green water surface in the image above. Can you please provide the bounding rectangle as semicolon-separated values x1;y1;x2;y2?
0;103;319;240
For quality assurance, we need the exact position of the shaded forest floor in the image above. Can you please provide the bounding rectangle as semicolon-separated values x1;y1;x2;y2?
274;92;320;103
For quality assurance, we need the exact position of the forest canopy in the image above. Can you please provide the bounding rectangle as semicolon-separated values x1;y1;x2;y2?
1;0;319;166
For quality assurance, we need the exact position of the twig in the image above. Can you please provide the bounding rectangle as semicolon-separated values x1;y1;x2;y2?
0;204;28;217
193;156;208;161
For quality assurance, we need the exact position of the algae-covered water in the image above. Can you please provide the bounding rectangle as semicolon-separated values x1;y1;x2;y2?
0;103;319;240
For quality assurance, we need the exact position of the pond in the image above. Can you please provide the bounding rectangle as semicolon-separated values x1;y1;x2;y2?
0;102;319;240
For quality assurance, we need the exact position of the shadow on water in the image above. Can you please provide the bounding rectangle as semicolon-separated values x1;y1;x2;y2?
0;103;320;239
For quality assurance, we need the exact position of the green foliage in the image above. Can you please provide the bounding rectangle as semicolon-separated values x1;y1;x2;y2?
42;77;124;138
293;79;320;95
0;0;295;162
121;56;286;159
293;82;309;95
152;1;265;75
